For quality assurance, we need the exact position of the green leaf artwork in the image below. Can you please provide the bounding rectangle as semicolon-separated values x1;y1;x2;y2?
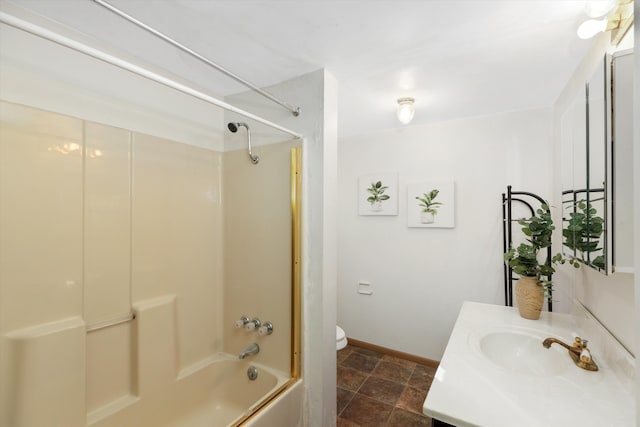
366;181;390;205
415;189;443;214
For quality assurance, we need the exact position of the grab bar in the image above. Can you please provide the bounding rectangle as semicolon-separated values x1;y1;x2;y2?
86;312;135;332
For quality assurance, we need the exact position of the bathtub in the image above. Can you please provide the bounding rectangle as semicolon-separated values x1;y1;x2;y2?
88;354;292;427
170;355;292;427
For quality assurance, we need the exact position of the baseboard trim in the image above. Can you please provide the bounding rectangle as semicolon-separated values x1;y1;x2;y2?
346;338;440;369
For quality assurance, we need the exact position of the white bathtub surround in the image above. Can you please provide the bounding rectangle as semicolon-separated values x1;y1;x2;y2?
2;318;86;427
0;288;290;427
222;141;300;374
424;301;634;427
91;353;288;427
88;296;290;427
0;95;302;426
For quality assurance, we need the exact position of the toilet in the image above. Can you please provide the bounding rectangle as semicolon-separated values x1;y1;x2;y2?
336;325;347;350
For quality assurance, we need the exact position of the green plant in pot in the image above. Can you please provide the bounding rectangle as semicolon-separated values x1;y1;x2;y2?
416;189;442;224
366;181;390;211
504;204;579;320
563;200;605;270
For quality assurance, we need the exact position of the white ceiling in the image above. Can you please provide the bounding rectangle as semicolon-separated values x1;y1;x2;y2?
7;0;596;137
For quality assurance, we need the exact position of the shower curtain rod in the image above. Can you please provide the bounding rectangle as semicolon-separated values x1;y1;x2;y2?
0;11;303;140
91;0;301;118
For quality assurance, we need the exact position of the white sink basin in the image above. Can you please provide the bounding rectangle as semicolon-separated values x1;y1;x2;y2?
479;331;570;376
424;302;634;427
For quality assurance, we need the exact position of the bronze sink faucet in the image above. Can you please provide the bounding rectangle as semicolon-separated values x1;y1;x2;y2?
542;336;599;371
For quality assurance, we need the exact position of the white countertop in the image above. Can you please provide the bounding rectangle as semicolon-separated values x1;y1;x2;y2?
423;301;634;427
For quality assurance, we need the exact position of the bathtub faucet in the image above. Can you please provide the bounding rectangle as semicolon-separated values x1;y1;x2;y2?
239;343;260;359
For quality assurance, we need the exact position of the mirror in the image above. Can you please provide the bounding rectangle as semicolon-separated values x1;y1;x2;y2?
561;50;635;275
561;56;608;273
585;56;608;271
611;50;634;273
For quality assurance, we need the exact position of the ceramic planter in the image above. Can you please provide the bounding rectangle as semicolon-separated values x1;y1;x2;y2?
515;276;544;320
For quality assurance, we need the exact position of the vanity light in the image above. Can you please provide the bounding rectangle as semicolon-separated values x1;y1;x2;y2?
396;97;415;125
577;18;609;39
576;0;633;44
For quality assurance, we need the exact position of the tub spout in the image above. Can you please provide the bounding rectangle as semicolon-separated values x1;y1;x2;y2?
239;343;260;359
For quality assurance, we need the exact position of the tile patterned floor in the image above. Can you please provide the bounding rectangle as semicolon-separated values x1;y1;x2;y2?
337;344;437;427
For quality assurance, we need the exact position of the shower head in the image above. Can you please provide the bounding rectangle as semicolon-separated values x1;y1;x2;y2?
227;122;248;133
226;122;259;164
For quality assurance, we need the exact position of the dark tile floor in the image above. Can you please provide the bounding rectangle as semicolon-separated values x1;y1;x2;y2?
337;344;437;427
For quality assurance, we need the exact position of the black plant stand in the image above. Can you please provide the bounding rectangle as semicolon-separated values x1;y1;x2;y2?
502;185;553;312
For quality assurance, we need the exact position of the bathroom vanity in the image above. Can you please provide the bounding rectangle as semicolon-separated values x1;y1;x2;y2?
423;302;634;427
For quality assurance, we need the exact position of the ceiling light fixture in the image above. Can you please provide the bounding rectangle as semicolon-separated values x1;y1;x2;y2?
577;0;633;45
397;97;415;125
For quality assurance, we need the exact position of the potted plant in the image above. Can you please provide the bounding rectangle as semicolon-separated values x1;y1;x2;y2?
504;204;579;319
366;181;390;211
415;189;442;224
563;200;605;270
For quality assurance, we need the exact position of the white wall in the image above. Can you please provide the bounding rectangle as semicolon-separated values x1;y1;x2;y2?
337;108;554;360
